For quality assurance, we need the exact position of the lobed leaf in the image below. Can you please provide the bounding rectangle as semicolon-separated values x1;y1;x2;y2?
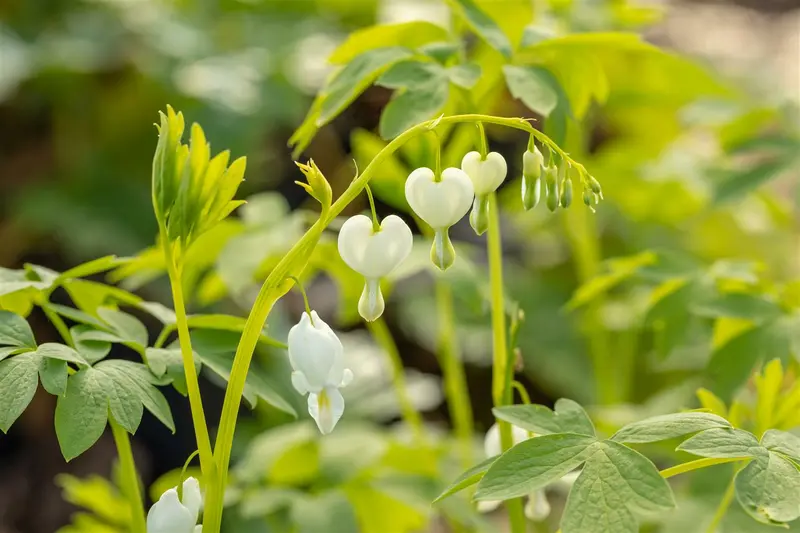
329;21;449;64
677;428;762;458
502;65;559;117
492;398;595;437
448;0;513;58
736;450;800;525
0;352;40;432
611;412;731;444
0;310;36;350
433;456;497;503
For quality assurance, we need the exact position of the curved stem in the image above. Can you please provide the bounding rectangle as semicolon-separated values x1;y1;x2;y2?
366;318;425;442
512;381;531;405
163;242;215;481
203;114;575;531
42;305;74;346
153;325;172;349
287;275;314;321
110;418;146;533
364;184;381;232
486;192;526;533
476;122;488;158
435;279;474;467
659;457;743;479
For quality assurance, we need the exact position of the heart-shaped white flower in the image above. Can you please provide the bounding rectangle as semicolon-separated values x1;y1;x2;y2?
404;167;474;229
338;214;413;321
461;151;507;196
147;477;202;533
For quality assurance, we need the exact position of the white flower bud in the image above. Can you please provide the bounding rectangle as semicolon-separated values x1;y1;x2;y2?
522;147;544;179
287;311;353;434
338;214;413;322
461;151;507;196
405;167;473;229
147;477;202;533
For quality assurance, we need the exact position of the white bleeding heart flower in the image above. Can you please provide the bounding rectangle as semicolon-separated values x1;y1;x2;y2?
147;477;202;533
461;151;508;196
477;422;555;522
405;166;473;270
338;214;413;322
288;310;353;434
522;146;544;210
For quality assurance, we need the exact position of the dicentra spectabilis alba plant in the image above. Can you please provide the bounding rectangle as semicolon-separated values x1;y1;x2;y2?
405;166;473;270
461;150;507;235
288;309;353;434
337;190;413;321
147;477;203;533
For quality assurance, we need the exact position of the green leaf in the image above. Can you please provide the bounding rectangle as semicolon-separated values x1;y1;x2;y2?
502;65;559;117
474;433;597;500
71;325;112;364
328;22;449;64
145;347;200;396
55;368;109;461
690;292;781;322
448;0;513;58
433;456;496;503
34;343;89;366
562;441;674;533
377;60;444;89
320;47;413;126
611;412;731;444
447;64;481;89
0;351;40;432
379;80;449;140
96;360;174;432
97;307;148;348
714;154;800;204
521;25;557;48
677;428;762;458
762;430;800;462
58;255;127;283
39;357;68;396
566;252;657;310
0;310;36;350
735;450;800;524
492;398;595;436
45;303;106;329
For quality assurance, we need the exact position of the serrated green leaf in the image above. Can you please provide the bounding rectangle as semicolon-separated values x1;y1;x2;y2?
502;65;559;117
611;412;731;444
434;456;496;503
762;430;800;462
0;351;40;432
97;307;148;348
377;60;444;89
329;22;449;64
379;80;450;140
677;428;761;458
39;357;68;396
474;433;597;500
448;0;513;58
96;360;174;432
447;64;481;88
492;398;595;436
0;310;36;350
736;450;800;524
55;368;109;461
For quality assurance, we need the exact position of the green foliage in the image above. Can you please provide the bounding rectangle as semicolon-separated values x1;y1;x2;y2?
492;398;595;436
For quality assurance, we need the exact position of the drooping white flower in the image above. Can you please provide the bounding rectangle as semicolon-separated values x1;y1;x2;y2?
522;146;544;210
405;167;473;270
461;151;508;196
477;423;551;522
288;310;353;434
337;214;413;322
147;477;202;533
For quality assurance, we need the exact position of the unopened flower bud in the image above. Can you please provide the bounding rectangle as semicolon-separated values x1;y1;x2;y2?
560;178;573;208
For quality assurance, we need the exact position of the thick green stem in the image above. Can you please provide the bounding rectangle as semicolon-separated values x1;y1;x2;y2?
110;418;146;533
366;318;425;441
163;243;215;482
202;114;579;532
659;457;743;479
435;279;474;467
486;192;527;533
42;305;74;346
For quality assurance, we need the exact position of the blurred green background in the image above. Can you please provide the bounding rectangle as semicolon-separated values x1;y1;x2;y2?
1;0;799;532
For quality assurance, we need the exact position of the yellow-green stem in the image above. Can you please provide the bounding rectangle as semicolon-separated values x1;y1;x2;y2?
42;305;74;346
110;418;146;533
486;192;527;533
435;279;474;467
706;471;737;533
163;244;215;481
367;318;425;441
659;457;743;479
203;114;582;532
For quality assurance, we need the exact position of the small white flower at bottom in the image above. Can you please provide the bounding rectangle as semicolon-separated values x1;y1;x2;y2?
146;477;202;533
288;310;353;434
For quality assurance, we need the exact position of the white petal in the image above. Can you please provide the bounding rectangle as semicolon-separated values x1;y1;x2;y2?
339;368;354;388
287;312;341;392
476;499;501;513
193;526;203;533
180;477;202;524
484;422;530;457
358;278;385;322
308;386;345;434
524;490;551;521
146;489;196;533
405;167;473;229
337;214;374;274
461;151;507;196
337;214;413;278
291;371;311;395
511;424;529;445
523;148;543;177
